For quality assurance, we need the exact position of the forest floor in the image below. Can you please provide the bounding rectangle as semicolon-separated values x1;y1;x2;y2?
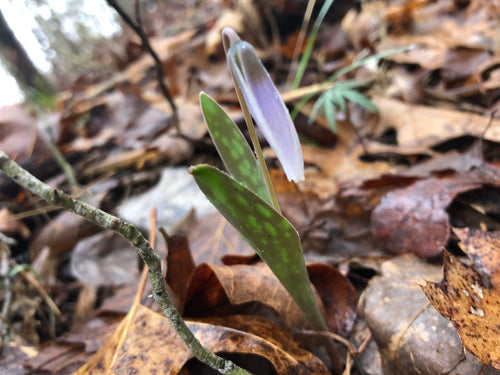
1;0;500;374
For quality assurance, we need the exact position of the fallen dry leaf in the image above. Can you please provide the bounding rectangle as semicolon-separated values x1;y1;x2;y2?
0;207;30;239
70;231;139;286
184;261;357;337
165;234;195;312
307;263;357;338
30;210;100;259
371;96;500;148
0;105;49;164
189;212;255;265
422;228;500;369
0;105;56;199
24;314;120;374
299;102;393;198
76;304;330;374
371;170;495;258
184;262;311;330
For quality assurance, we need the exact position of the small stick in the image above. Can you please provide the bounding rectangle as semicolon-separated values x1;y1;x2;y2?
297;328;372;358
105;0;178;128
0;150;251;375
14;261;64;321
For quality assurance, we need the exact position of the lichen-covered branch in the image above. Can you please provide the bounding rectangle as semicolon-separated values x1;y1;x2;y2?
0;150;251;375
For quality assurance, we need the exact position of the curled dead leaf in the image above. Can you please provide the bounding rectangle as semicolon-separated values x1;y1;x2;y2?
76;305;330;374
184;262;311;330
422;228;500;369
307;263;357;338
371;171;490;258
184;261;358;339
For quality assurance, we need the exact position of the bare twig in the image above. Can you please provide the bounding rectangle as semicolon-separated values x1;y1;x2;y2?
0;239;12;346
392;302;431;365
0;150;251;375
105;0;178;128
297;328;372;358
43;119;78;187
285;0;316;90
14;260;64;321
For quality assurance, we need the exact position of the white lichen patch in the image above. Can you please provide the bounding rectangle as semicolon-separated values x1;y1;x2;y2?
415;322;430;342
471;281;484;299
470;306;485;317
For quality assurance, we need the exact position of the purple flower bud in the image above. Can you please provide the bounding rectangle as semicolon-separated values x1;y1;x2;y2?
223;28;304;182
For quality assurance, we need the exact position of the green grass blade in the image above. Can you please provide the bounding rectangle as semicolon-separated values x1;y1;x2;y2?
328;45;417;82
308;94;325;125
341;89;379;112
200;92;270;204
324;92;338;133
292;0;336;89
190;164;328;331
331;89;346;114
291;45;416;119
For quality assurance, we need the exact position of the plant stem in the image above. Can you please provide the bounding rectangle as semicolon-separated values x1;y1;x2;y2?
0;150;252;375
233;83;281;213
43;120;79;187
291;0;335;90
233;85;344;375
285;0;316;90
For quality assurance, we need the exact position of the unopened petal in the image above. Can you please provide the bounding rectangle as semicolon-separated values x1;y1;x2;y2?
228;41;304;182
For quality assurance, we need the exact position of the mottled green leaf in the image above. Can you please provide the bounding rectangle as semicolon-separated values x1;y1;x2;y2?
190;164;328;331
200;92;270;203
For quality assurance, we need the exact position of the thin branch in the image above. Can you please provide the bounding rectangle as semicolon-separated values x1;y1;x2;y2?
0;240;12;345
14;260;64;321
105;0;178;128
43;119;78;187
0;150;251;375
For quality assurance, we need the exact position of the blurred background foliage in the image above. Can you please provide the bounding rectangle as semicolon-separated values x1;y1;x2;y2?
0;0;122;106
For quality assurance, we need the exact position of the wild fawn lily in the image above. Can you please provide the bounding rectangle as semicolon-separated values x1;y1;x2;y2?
190;27;343;372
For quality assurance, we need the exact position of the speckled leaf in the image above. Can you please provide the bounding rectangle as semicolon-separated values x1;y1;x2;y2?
200;92;270;203
422;228;500;369
190;164;327;331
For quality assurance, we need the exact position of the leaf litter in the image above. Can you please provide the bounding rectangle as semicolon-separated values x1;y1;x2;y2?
422;228;500;369
1;0;500;374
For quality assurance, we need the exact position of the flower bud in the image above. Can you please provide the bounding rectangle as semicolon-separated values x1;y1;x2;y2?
223;28;304;182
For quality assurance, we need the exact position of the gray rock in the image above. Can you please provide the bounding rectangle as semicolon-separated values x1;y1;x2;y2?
361;254;500;375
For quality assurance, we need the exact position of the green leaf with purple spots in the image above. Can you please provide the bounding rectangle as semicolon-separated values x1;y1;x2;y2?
190;164;328;331
200;92;270;204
